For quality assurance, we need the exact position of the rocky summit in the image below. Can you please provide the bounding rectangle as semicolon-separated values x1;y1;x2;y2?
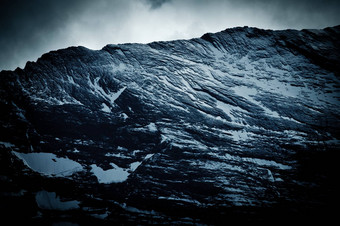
0;26;339;224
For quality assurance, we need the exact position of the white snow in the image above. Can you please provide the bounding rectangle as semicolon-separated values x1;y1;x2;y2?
91;211;109;219
101;103;111;113
119;202;157;215
12;151;84;177
91;154;154;184
221;153;292;170
196;109;229;124
202;160;245;173
132;150;141;155
105;152;131;158
229;130;250;142
88;77;126;107
129;162;142;171
231;85;283;118
144;154;154;160
126;154;154;171
108;86;127;104
160;134;168;143
158;76;183;93
121;113;129;120
35;190;80;210
179;77;197;100
117;146;128;151
160;126;209;150
147;123;158;132
215;100;246;123
266;169;275;182
0;141;15;148
73;148;80;153
90;163;130;184
66;75;76;85
242;157;292;170
158;196;201;205
31;94;83;106
112;63;128;72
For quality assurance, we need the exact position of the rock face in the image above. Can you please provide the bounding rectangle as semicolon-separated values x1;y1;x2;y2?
0;26;339;224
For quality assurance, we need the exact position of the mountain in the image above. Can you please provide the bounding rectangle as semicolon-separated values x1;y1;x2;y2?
0;26;339;224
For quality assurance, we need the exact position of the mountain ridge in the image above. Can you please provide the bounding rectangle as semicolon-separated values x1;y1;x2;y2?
0;25;339;224
1;25;339;74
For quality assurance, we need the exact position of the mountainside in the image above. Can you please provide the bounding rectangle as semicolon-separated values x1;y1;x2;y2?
1;26;339;224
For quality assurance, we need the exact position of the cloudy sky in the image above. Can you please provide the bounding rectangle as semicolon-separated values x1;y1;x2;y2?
1;0;339;71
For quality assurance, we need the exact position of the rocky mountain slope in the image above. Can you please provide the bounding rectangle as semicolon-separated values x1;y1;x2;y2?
0;25;339;224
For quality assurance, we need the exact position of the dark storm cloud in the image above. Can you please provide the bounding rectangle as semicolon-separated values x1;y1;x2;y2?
233;0;340;28
1;0;339;71
143;0;172;9
0;0;92;70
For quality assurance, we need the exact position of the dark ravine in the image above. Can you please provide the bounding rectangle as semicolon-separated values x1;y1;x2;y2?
0;26;339;224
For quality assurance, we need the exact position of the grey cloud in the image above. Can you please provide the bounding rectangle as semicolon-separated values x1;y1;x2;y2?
1;0;339;71
143;0;172;9
235;0;340;28
0;0;93;70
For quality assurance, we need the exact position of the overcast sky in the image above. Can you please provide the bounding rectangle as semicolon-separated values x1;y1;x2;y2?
1;0;339;71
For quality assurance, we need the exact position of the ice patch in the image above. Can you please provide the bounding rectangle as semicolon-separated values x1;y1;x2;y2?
12;151;84;177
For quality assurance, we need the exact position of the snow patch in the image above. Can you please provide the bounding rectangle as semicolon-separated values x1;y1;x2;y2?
215;100;246;123
91;154;154;184
108;86;127;104
121;113;129;120
112;63;128;72
12;151;84;177
90;163;130;184
105;152;131;159
101;103;111;113
0;141;15;148
229;130;250;142
147;123;158;132
129;162;142;171
73;148;80;153
88;77;126;106
144;154;154;160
